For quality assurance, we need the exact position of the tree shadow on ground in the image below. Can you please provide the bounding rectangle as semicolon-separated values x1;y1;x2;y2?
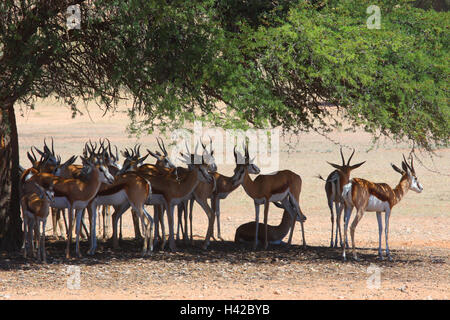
0;236;438;271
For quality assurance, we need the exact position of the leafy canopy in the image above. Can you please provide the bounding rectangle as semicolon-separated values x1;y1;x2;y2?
0;0;448;150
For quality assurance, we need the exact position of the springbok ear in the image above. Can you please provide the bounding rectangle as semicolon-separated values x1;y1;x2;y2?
350;161;366;170
147;149;160;160
391;163;404;175
138;153;149;164
327;161;342;170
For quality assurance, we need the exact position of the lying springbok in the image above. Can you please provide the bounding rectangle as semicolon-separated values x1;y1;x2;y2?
341;155;423;261
234;200;304;245
318;148;365;248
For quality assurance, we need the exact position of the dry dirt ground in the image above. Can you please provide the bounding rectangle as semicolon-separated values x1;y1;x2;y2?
0;99;449;300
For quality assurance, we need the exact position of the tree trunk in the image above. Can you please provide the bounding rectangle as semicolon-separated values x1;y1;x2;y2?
0;103;22;251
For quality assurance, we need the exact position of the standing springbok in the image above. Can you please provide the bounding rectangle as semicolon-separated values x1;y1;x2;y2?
21;182;55;263
341;155;423;261
318;148;365;248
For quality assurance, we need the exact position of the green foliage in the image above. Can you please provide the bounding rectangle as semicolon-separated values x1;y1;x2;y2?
0;0;448;150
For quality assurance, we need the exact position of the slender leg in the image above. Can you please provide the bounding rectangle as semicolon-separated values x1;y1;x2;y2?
189;198;194;244
328;198;334;248
28;218;35;258
350;208;365;261
153;205;160;248
215;198;224;241
131;209;142;240
87;203;98;255
57;209;65;239
51;208;58;239
182;200;188;243
111;203;131;249
182;200;189;243
342;204;353;261
42;219;47;263
376;211;383;260
143;206;154;254
263;201;270;250
176;204;183;241
335;201;342;247
385;209;392;261
35;220;42;262
75;209;84;258
22;212;28;257
62;209;68;238
159;207;166;249
81;209;89;240
134;206;148;256
66;207;74;259
119;216;123;240
166;204;176;251
196;199;215;250
254;202;261;250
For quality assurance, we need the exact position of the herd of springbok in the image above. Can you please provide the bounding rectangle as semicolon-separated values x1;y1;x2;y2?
19;138;422;263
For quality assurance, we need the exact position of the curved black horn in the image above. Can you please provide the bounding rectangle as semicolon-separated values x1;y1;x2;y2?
51;137;55;156
402;154;413;172
347;148;355;165
340;147;345;166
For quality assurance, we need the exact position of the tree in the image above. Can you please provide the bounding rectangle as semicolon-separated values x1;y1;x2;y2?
0;0;448;250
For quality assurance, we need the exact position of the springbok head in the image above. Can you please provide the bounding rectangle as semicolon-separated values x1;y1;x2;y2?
147;137;176;170
391;154;423;193
327;148;366;177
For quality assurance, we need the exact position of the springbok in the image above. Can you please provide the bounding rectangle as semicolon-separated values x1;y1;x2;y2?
21;182;55;263
234;200;304;245
341;155;423;261
318;148;365;248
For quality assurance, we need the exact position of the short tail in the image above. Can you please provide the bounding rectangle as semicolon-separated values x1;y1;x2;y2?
316;174;326;181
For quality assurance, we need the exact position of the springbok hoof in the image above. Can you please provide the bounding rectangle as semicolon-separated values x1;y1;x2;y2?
377;255;384;261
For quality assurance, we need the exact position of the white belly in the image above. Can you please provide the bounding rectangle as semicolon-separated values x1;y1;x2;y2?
96;190;128;206
51;196;70;209
146;194;166;206
269;189;290;202
366;195;390;212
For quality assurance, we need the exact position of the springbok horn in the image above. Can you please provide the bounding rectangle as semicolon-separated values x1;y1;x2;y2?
403;154;413;173
347;148;355;165
340;147;345;166
51;137;55;156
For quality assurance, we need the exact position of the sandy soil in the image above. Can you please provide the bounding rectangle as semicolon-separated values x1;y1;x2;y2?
0;98;448;300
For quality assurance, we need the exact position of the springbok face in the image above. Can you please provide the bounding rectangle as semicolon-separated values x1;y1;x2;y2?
197;164;213;183
81;156;115;184
98;164;115;184
231;146;260;185
408;172;423;193
34;183;55;203
392;154;423;193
